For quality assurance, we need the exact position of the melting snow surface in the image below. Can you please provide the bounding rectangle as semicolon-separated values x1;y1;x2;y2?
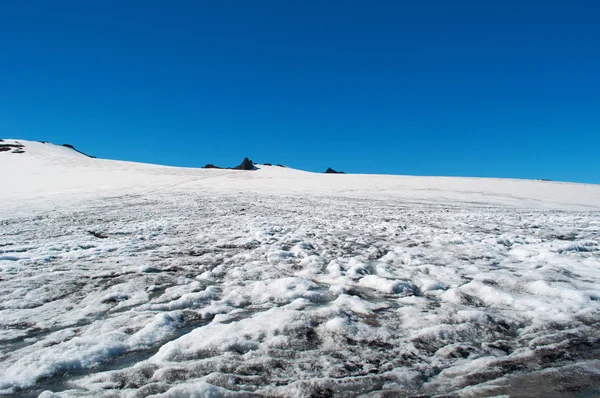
1;140;599;397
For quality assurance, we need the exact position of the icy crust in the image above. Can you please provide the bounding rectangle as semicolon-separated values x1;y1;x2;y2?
0;193;599;397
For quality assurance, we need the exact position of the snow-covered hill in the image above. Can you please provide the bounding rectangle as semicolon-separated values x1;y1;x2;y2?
1;140;599;397
1;139;599;213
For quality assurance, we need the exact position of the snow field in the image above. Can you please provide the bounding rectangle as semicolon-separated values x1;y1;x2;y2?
0;192;599;397
1;140;600;396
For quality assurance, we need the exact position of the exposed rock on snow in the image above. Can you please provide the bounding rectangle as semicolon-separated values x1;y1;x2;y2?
61;143;96;158
0;143;25;153
202;163;222;169
234;157;255;170
203;157;256;170
325;167;344;174
0;140;91;158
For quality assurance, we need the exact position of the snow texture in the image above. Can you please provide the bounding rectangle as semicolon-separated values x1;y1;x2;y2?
1;140;600;397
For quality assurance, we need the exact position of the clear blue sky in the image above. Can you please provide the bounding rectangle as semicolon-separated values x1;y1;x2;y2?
1;1;599;183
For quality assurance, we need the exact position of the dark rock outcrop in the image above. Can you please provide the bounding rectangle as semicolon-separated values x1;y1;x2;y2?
62;143;96;158
325;167;344;174
203;158;256;171
277;164;286;168
0;143;25;153
234;158;255;170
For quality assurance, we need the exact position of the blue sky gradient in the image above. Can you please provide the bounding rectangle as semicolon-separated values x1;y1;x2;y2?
1;1;599;182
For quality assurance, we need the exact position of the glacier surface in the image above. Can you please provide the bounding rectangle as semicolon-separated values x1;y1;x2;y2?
1;140;600;397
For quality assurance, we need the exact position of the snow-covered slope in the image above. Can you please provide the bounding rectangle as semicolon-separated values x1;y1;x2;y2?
1;139;599;212
1;140;600;397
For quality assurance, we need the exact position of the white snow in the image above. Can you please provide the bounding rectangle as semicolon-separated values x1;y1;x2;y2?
0;139;599;397
156;381;246;397
2;139;600;214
